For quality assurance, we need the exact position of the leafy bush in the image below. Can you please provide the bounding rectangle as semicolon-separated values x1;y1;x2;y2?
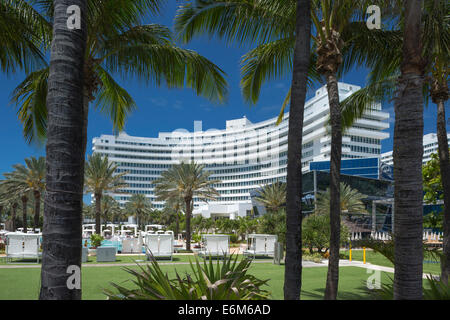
90;234;104;248
302;252;324;263
302;213;349;254
104;254;271;300
191;233;201;243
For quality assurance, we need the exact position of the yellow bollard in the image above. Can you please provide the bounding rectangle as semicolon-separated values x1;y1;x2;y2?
349;243;352;262
363;247;366;264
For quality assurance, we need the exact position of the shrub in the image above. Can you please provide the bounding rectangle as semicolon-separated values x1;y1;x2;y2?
258;209;286;246
90;234;104;248
104;254;271;300
302;213;349;254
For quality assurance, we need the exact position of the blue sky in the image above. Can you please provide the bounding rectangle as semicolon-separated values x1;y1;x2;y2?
0;1;446;188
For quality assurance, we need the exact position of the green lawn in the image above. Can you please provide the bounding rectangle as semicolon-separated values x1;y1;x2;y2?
342;249;442;275
0;263;395;300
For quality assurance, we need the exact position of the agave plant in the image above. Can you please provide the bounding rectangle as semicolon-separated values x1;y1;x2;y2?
104;254;270;300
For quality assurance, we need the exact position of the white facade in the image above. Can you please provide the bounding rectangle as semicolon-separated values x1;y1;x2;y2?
92;82;389;218
381;133;450;166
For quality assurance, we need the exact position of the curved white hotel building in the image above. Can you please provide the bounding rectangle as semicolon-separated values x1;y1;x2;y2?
92;83;390;219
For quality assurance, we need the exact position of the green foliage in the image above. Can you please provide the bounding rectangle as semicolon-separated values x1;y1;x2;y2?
353;238;395;264
302;252;324;263
257;209;286;245
315;183;368;216
302;213;350;254
254;182;286;213
423;152;446;205
90;234;104;248
423;210;444;230
104;254;271;300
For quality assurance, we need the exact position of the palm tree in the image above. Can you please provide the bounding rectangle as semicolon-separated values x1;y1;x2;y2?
340;0;449;285
101;195;122;225
255;182;287;213
174;0;389;299
11;0;228;146
0;0;48;74
125;194;153;230
154;161;220;251
315;183;367;216
164;196;184;237
1;157;45;233
39;0;87;300
84;153;128;234
392;0;425;300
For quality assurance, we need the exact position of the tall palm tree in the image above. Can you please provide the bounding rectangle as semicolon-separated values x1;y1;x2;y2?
1;157;45;233
84;153;128;234
175;0;389;299
340;0;450;285
0;0;48;74
255;182;287;213
154;161;220;251
39;0;88;300
11;0;228;146
125;194;153;230
392;0;425;300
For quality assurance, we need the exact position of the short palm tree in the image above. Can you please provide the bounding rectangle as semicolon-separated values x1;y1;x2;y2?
164;196;184;237
154;161;220;251
84;153;128;234
315;183;367;216
125;194;153;230
255;182;287;213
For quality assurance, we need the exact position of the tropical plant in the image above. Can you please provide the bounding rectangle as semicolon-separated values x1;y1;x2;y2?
1;157;46;233
423;211;444;231
0;0;48;74
124;194;153;230
302;213;349;255
257;209;287;246
39;0;87;300
154;161;220;251
175;0;394;300
104;254;271;300
101;195;123;224
315;183;367;216
340;0;449;288
423;152;446;205
254;182;287;213
84;153;128;234
164;196;185;237
0;157;45;232
90;234;104;248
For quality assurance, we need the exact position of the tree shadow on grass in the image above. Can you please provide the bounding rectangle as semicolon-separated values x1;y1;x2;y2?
302;285;373;300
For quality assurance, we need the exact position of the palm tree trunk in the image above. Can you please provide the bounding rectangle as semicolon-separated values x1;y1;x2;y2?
95;193;102;234
324;73;342;300
436;98;450;284
393;0;424;300
33;191;41;232
21;196;28;233
12;204;17;231
283;0;311;300
185;198;192;251
39;0;87;300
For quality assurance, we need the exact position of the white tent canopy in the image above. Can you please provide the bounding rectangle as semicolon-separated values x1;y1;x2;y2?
244;234;278;258
6;232;42;263
121;224;138;237
145;233;173;260
199;234;229;258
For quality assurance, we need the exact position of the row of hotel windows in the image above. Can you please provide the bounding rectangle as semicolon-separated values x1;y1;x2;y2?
349;145;381;154
347;136;381;145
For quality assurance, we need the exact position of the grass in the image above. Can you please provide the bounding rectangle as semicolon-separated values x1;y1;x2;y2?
0;263;394;300
341;249;442;275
